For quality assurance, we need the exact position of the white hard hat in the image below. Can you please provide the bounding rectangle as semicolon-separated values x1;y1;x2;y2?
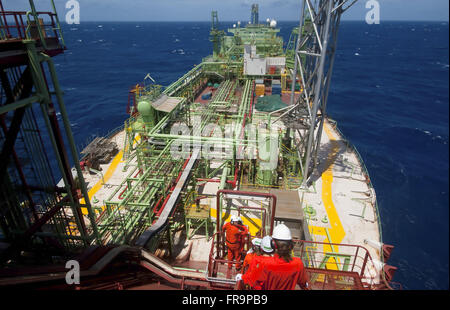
272;223;292;241
260;236;274;253
230;215;241;223
252;238;262;247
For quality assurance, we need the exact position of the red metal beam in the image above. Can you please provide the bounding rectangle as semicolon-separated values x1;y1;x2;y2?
216;189;277;235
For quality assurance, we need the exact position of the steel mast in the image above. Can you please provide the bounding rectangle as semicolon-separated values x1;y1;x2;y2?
210;11;225;60
287;0;358;187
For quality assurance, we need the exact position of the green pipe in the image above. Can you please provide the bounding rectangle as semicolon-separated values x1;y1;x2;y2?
104;165;141;202
113;143;172;207
206;160;229;178
126;177;165;182
109;186;159;244
146;133;252;145
137;181;159;203
164;64;203;95
123;188;158;231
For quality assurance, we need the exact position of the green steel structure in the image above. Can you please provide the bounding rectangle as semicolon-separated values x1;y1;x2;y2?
70;6;310;249
0;0;100;266
225;26;283;58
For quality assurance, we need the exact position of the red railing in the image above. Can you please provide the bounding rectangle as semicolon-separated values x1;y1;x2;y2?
207;232;251;285
294;239;382;289
206;236;395;290
216;190;277;235
0;3;63;48
127;85;141;116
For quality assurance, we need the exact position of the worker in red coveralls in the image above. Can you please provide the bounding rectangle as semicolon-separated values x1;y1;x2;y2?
222;215;249;271
242;238;262;274
236;224;310;290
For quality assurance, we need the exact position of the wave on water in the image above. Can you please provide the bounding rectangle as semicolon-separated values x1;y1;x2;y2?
171;49;185;55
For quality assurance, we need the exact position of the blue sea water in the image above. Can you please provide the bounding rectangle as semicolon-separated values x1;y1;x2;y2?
52;21;449;290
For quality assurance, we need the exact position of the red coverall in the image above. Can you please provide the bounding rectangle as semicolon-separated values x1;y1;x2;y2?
242;252;257;274
222;222;248;269
242;254;310;290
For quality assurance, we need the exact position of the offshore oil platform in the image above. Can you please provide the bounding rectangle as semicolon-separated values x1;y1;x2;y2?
0;1;400;290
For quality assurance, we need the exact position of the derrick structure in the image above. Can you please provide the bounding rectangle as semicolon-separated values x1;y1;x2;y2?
283;0;358;187
0;0;100;265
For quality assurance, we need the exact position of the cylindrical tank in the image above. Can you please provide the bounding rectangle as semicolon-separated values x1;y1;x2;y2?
256;133;279;186
137;98;155;127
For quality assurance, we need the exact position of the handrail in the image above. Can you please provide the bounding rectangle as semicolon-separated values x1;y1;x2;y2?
216;189;277;236
294;239;380;289
0;4;64;49
206;231;250;286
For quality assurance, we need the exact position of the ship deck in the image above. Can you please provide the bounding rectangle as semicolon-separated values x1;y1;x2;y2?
78;78;383;286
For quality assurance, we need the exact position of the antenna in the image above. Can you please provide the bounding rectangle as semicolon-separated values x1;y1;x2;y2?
251;3;259;24
144;73;156;83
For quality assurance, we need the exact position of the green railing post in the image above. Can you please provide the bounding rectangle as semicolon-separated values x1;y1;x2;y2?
26;0;48;50
50;0;66;48
40;53;101;245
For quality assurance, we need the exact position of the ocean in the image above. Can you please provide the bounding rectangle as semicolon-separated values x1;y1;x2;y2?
52;21;449;290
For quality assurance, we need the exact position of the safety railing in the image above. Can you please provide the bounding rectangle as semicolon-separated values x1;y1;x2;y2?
294;239;380;289
206;232;251;286
0;2;65;49
163;63;203;96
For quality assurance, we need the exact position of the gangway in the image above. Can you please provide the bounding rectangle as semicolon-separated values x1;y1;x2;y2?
135;147;201;249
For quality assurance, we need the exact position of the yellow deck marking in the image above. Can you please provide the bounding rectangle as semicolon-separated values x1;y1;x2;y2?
80;150;123;214
307;121;346;269
210;208;262;236
79;134;141;215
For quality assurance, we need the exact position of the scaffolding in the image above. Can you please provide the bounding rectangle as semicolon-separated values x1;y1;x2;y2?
0;1;99;266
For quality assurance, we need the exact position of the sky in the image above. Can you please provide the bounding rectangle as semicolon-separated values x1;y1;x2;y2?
2;0;449;22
